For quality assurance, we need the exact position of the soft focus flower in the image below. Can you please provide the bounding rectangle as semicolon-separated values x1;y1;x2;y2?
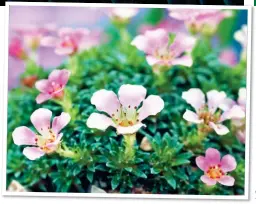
219;48;238;67
234;25;247;61
221;88;246;143
182;88;245;135
87;84;164;135
35;69;70;104
14;24;56;51
140;137;152;151
131;29;196;67
41;27;100;56
169;9;232;36
9;37;27;60
196;148;237;186
12;108;71;160
7;180;28;192
108;8;139;23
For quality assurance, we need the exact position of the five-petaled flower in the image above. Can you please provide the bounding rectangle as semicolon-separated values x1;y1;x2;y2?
182;88;245;135
86;84;164;135
131;29;196;68
35;69;71;104
234;25;247;61
196;148;237;186
169;9;232;36
12;108;71;160
9;37;28;60
41;27;100;56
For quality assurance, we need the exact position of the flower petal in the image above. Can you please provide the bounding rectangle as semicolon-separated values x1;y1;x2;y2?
182;88;205;112
55;47;74;55
23;147;45;160
238;87;246;108
116;123;145;135
41;36;58;47
236;129;245;144
200;175;217;186
146;56;161;66
183;109;203;124
205;148;221;166
12;126;36;146
36;93;52;104
30;108;52;136
220;155;237;173
219;98;236;111
87;113;115;131
220;105;245;122
172;55;193;67
207;90;226;114
91;89;120;116
209;122;229;136
35;79;50;93
131;35;148;53
48;69;71;86
52;112;71;134
218;175;235;186
138;95;164;121
196;156;208;171
118;84;147;108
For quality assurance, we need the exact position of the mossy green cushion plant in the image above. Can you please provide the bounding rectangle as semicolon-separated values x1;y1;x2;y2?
7;7;247;195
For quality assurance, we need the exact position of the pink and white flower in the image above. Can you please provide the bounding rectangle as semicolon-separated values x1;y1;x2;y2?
41;27;100;56
108;8;139;22
131;29;196;67
196;148;237;186
218;48;238;67
35;69;70;104
12;108;71;160
87;84;164;135
9;37;27;60
182;88;245;135
234;25;247;61
168;9;232;35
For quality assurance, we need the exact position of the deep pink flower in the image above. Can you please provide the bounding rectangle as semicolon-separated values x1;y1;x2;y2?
87;84;164;135
169;9;232;35
41;27;100;56
9;37;27;60
182;88;245;135
196;148;237;186
35;69;70;104
219;48;238;67
12;108;71;160
131;29;196;67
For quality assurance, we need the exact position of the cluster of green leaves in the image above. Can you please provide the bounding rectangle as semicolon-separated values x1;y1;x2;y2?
7;10;246;195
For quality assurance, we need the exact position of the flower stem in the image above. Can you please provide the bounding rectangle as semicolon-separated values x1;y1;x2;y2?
123;133;136;161
56;144;79;160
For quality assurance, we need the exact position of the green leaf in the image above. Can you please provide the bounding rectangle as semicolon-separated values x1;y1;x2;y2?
164;173;176;189
111;174;121;190
86;171;94;183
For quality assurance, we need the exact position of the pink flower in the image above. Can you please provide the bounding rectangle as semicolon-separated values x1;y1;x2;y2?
108;8;139;21
9;37;27;60
219;48;238;67
196;148;237;186
87;84;164;135
234;25;247;61
41;27;100;56
12;108;71;160
131;29;196;67
35;69;71;104
169;9;232;35
182;88;245;135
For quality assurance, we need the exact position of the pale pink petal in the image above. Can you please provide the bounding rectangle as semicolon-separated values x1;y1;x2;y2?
55;47;74;55
138;95;164;121
116;123;145;135
87;113;116;131
170;34;196;56
236;130;245;144
209;122;229;136
52;112;71;134
220;105;245;122
172;55;193;67
182;88;205;112
118;84;147;108
23;147;45;160
218;175;235;186
58;27;74;38
205;148;221;166
238;88;246;108
183;110;203;124
220;155;237;173
207;90;226;114
219;98;236;111
131;35;148;53
41;36;58;47
48;69;71;86
200;175;217;186
36;93;52;104
196;156;207;171
35;79;50;93
12;126;36;146
146;56;161;66
91;89;120;116
30;108;52;136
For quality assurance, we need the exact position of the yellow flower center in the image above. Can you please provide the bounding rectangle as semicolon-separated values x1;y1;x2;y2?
206;165;225;180
35;128;57;153
112;105;139;127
